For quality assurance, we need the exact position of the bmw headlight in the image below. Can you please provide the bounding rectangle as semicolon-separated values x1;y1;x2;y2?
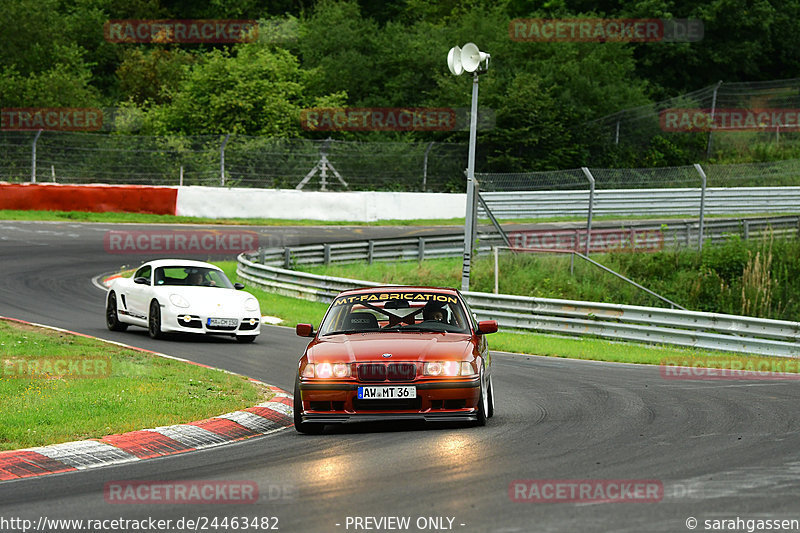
169;294;190;308
423;361;476;377
244;297;259;312
301;362;351;379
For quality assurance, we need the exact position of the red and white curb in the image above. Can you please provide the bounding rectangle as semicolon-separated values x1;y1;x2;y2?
0;317;294;483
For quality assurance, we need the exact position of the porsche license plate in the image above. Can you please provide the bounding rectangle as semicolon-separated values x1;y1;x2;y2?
207;318;238;327
357;386;416;400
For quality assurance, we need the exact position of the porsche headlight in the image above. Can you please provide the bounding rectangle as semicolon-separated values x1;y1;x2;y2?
169;294;190;308
244;297;259;312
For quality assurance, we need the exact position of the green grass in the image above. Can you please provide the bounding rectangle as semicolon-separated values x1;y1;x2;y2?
1;208;791;227
0;209;464;226
0;319;270;451
213;261;799;373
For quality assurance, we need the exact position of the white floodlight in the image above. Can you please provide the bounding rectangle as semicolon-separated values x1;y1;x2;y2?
460;42;490;73
447;46;463;76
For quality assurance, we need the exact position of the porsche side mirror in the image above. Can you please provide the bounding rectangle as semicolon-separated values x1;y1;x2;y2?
134;277;149;285
234;283;245;290
477;320;498;334
296;324;315;337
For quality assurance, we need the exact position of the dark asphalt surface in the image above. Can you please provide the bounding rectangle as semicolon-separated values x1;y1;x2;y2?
1;220;800;533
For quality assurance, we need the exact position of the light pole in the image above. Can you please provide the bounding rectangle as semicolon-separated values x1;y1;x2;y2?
447;43;490;292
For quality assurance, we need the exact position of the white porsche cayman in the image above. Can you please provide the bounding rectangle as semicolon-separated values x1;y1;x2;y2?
105;259;261;343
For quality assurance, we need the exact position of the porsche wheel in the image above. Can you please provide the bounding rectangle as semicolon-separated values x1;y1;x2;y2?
294;376;324;434
105;292;128;332
148;300;163;339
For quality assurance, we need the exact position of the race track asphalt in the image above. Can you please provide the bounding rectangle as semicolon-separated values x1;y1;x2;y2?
1;220;800;533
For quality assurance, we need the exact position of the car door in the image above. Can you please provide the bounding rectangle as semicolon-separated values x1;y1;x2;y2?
125;264;152;322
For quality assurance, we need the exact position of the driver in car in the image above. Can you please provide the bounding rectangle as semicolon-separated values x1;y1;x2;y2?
186;271;203;286
422;302;447;323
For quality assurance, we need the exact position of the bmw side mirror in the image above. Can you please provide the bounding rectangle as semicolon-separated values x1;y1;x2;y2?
134;277;149;285
234;283;245;290
477;320;498;334
296;324;315;337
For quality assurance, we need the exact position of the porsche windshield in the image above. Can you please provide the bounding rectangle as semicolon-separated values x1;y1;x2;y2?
154;266;234;288
319;291;470;335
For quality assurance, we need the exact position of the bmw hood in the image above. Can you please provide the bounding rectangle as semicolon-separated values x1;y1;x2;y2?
306;333;473;363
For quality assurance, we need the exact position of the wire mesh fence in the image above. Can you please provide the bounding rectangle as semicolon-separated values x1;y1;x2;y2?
586;77;800;157
478;158;800;191
0;131;467;192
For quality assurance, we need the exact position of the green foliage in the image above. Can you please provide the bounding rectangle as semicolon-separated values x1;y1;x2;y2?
299;233;800;320
5;0;800;168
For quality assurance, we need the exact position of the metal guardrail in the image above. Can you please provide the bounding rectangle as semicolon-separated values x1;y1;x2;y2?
237;251;800;357
252;216;799;269
479;187;800;218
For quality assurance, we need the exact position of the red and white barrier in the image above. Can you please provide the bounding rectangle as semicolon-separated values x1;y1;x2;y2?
0;183;467;222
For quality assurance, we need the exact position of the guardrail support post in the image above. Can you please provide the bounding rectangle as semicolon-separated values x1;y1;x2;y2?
743;219;750;240
284;248;291;269
367;240;374;265
259;248;265;264
581;167;596;256
693;163;707;251
418;238;425;262
324;244;331;265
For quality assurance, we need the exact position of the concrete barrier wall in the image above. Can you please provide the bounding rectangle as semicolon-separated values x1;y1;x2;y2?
175;187;467;222
0;183;178;215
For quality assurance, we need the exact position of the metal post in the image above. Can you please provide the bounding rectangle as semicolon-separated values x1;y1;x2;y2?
31;129;42;183
179;166;184;186
615;116;621;145
50;165;55;183
493;246;499;294
706;81;722;159
220;133;230;186
418;237;425;262
367;240;374;265
422;141;434;191
694;163;707;251
461;72;480;292
323;244;331;265
477;192;511;247
581;167;595;256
